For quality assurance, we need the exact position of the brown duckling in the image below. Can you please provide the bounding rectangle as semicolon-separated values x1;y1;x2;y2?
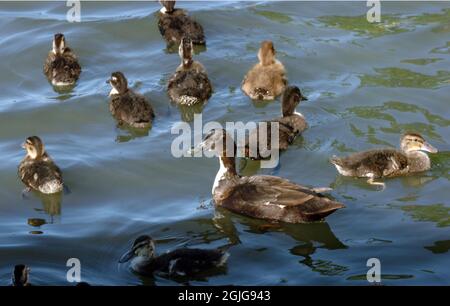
158;0;205;47
330;132;438;188
43;33;81;87
12;265;31;286
245;86;308;159
107;72;155;128
191;129;345;223
167;37;212;106
18;136;63;195
241;40;287;101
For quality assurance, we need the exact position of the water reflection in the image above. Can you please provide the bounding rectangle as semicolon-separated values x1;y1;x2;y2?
115;124;151;143
399;203;450;228
27;191;62;233
424;240;450;254
177;103;205;123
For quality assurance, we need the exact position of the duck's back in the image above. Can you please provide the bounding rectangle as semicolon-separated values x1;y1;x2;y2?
43;51;81;84
110;91;155;128
158;10;205;45
18;157;63;194
242;61;287;100
167;68;212;106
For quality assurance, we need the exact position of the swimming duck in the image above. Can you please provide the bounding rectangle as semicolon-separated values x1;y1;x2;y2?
330;132;438;188
18;136;63;195
167;37;212;106
119;235;229;278
12;265;31;286
191;129;345;223
242;40;287;101
158;0;205;46
107;72;155;128
43;33;81;87
245;86;308;159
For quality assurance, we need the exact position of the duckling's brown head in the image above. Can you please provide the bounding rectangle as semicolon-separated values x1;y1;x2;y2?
22;136;45;160
159;0;176;14
179;37;193;67
400;133;438;153
282;86;308;117
108;71;128;96
52;33;66;55
258;40;276;66
12;264;30;286
119;235;156;263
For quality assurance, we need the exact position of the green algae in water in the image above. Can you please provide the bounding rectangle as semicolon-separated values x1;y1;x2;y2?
347;274;414;281
401;204;450;228
401;58;443;66
253;9;292;24
409;8;450;33
431;41;450;54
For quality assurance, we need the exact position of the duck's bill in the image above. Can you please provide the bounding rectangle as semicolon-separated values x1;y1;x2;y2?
421;142;438;153
118;250;135;263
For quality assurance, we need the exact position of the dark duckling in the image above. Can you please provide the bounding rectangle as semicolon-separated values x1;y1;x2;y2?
158;0;205;47
245;86;308;159
18;136;63;195
167;37;212;106
12;265;31;286
107;72;155;128
43;33;81;87
191;129;345;223
119;235;229;278
242;40;287;101
330;132;438;188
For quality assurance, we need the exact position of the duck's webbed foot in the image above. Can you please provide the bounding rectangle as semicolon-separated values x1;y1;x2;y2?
21;187;32;199
367;178;386;190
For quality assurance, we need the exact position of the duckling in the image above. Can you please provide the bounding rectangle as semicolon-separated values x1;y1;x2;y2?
12;265;31;286
119;235;229;278
191;129;345;223
158;0;206;47
167;37;212;106
330;132;438;188
18;136;63;195
43;33;81;87
108;72;155;128
242;40;287;101
245;86;308;159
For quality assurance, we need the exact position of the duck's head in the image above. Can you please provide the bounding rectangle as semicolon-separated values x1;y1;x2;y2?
258;40;276;66
159;0;176;14
179;37;194;67
12;264;30;286
400;133;438;154
52;33;67;55
282;86;308;117
119;235;156;263
22;136;45;160
107;71;128;96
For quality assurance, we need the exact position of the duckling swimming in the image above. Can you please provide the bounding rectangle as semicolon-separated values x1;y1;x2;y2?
191;129;345;223
242;40;287;101
167;37;212;106
158;0;205;47
119;235;229;278
108;72;155;128
12;265;31;286
18;136;63;195
43;33;81;87
245;86;308;159
330;132;438;188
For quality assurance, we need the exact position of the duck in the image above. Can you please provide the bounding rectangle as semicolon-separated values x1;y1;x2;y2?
12;264;31;286
191;129;345;223
107;72;155;128
245;86;308;159
119;235;229;278
158;0;205;47
241;40;287;101
43;33;81;87
18;136;64;195
167;37;212;106
330;132;438;188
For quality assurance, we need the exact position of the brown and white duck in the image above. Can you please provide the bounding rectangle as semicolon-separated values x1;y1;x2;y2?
191;129;345;223
245;86;308;159
12;265;31;286
107;72;155;128
43;33;81;87
241;40;287;101
330;132;438;188
158;0;205;47
167;37;212;106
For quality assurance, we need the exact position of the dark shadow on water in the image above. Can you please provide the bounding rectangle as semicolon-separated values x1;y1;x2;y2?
115;124;151;143
424;240;450;254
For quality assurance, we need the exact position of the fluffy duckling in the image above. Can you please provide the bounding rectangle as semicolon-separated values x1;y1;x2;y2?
43;33;81;87
191;129;345;223
119;235;229;278
12;265;31;286
108;72;155;128
167;37;212;106
18;136;63;195
330;132;438;188
158;0;205;46
245;86;308;159
242;40;287;101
